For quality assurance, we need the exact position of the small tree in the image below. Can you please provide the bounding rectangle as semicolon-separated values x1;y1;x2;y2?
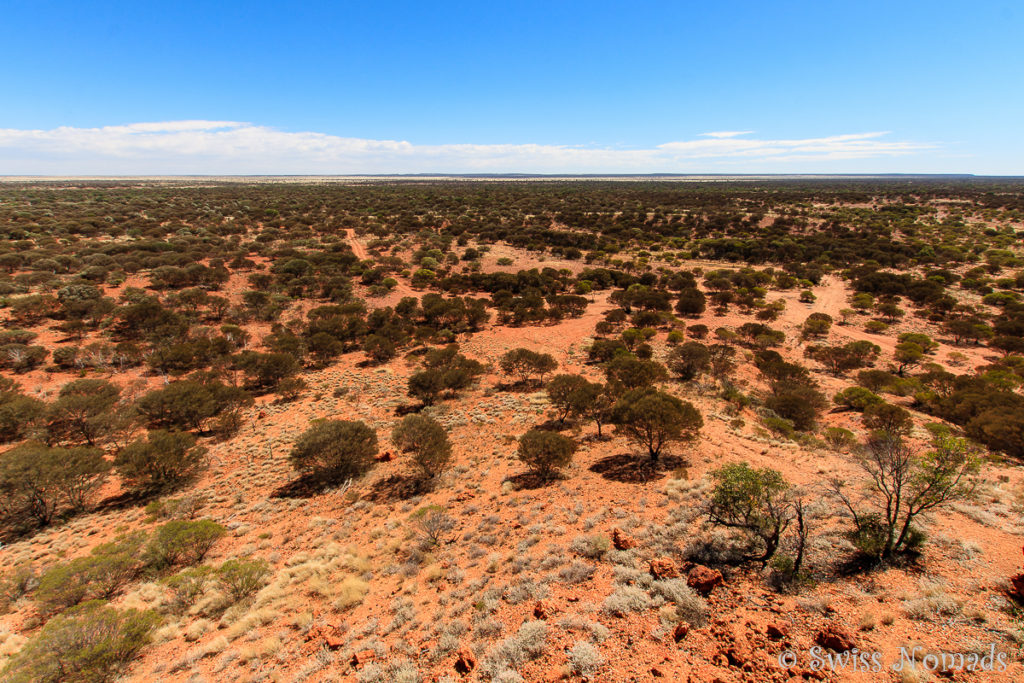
892;341;924;376
114;430;206;494
289;419;378;483
706;463;791;566
517;430;577;479
603;357;668;390
499;348;558;385
800;313;832;340
46;379;121;446
612;388;703;462
828;433;980;561
667;342;710;381
391;414;452;484
862;403;913;437
0;442;110;526
546;374;591;424
766;383;826;431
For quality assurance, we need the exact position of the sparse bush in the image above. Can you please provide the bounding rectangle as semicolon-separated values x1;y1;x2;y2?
569;534;610;559
411;505;456;549
829;434;980;561
0;564;37;612
558;560;597;584
568;640;603;676
602;585;650;616
482;620;548;679
163;566;214;614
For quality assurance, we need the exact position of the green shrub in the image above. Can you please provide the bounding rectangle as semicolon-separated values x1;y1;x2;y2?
762;416;795;439
145;520;226;570
0;601;159;683
833;386;884;411
391;414;452;483
134;380;251;432
35;534;144;613
114;430;206;494
823;427;856;451
517;430;577;479
847;514;925;559
0;391;47;443
163;566;214;614
707;462;792;565
216;558;271;602
289;419;378;482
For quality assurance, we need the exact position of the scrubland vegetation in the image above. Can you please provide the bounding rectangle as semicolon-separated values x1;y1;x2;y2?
0;178;1023;680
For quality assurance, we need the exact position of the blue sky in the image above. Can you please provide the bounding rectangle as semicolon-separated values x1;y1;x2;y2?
1;1;1021;174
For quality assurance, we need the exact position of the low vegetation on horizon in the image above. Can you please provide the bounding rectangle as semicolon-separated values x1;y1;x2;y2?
0;178;1023;681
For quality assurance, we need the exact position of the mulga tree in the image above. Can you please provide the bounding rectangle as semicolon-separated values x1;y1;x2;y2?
611;388;703;462
391;414;452;486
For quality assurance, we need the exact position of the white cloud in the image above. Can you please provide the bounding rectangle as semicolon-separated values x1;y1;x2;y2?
0;121;935;174
700;131;755;138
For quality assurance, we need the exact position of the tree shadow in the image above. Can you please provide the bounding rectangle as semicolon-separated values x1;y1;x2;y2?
579;432;611;444
833;549;925;577
363;474;425;502
495;379;543;392
94;489;153;511
271;474;340;499
531;418;572;432
395;402;427;416
589;453;685;484
502;471;562;490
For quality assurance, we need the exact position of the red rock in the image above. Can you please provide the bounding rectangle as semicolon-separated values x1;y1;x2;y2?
612;527;637;550
650;667;665;677
325;635;344;650
375;451;393;462
1012;573;1024;601
814;622;855;652
672;622;689;642
687;565;724;596
723;644;748;667
351;649;376;666
649;557;680;579
533;600;548;619
454;648;476;675
766;622;789;640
